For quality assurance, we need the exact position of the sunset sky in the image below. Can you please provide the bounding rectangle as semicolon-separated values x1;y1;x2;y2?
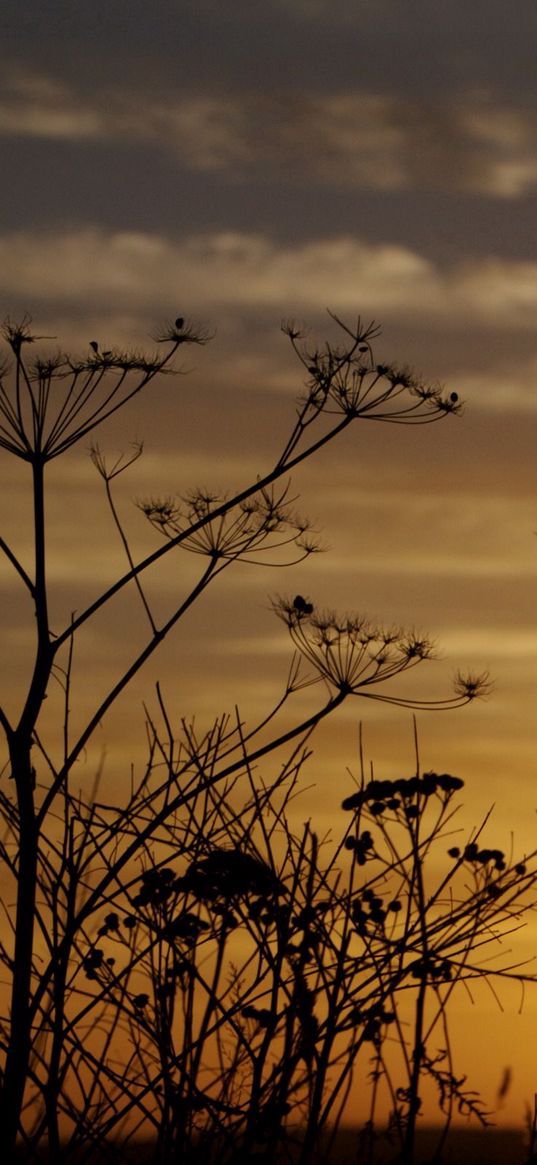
2;0;537;1129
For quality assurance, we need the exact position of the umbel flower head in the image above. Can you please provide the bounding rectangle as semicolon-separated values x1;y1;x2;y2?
274;596;490;709
139;482;319;567
0;315;209;461
283;312;461;425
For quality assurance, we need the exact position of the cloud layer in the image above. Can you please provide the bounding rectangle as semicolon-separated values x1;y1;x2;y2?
4;226;537;333
3;68;537;198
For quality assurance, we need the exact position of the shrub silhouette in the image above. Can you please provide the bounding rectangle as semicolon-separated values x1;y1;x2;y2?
0;311;524;1164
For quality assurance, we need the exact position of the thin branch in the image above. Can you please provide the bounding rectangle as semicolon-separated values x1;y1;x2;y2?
51;413;354;657
0;536;35;597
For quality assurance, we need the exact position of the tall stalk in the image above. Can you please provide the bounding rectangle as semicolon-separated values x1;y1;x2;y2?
0;457;52;1151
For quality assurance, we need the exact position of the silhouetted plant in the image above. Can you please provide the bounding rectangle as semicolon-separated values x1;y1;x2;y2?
4;710;533;1165
338;743;536;1165
0;310;502;1162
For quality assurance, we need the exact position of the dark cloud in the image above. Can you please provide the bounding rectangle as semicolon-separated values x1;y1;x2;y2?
1;1;536;269
2;69;537;220
3;0;537;101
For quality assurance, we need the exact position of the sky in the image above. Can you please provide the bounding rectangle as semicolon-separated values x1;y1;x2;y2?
2;0;537;1130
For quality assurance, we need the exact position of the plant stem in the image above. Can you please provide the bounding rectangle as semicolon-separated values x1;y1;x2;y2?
0;457;52;1154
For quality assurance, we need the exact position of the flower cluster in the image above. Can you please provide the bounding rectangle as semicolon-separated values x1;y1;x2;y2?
448;843;506;871
342;772;465;816
327;360;460;422
129;866;213;946
274;598;436;698
97;910;120;937
162;912;209;942
351;888;402;935
344;829;374;865
82;947;106;981
0;315;206;460
347;1003;396;1045
133;866;178;908
176;848;287;903
139;484;317;566
407;956;453;983
282;313;461;425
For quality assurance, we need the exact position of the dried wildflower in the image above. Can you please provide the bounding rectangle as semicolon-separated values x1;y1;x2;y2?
97;910;121;937
133;866;177;907
82;948;105;980
139;483;318;568
289;312;461;424
461;843;505;867
0;316;206;459
274;601;442;703
405;805;419;820
163;912;210;942
342;771;465;814
453;671;493;701
293;593;314;616
349;1004;396;1044
409;957;453;984
437;773;465;793
281;318;308;342
177;848;286;903
153;317;212;345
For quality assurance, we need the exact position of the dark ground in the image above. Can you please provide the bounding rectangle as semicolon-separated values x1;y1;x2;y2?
11;1127;532;1164
333;1125;529;1163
